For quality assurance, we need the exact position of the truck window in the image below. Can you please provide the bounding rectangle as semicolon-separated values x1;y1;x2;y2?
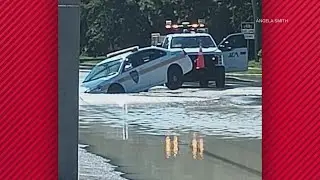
170;36;216;49
128;49;167;66
162;38;169;49
224;34;246;48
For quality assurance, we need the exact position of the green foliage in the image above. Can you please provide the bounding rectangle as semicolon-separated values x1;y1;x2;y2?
80;0;262;57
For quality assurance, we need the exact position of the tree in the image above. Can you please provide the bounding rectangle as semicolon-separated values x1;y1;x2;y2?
80;0;262;56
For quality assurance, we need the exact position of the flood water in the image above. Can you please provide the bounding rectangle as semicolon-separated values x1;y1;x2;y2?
78;70;262;180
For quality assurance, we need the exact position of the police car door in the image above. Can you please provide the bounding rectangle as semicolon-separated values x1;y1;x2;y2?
218;33;248;72
143;49;169;86
121;52;150;92
131;49;168;88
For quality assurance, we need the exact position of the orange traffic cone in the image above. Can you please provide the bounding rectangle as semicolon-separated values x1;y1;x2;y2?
195;45;205;69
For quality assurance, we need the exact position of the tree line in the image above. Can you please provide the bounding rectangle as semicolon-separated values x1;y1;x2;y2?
80;0;262;57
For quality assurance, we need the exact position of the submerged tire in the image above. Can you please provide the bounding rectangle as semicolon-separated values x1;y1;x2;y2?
165;65;183;90
107;84;125;94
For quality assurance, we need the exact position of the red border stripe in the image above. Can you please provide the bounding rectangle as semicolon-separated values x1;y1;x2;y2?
0;0;58;179
263;0;320;179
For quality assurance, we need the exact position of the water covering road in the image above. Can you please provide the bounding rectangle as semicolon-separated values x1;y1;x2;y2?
78;70;262;180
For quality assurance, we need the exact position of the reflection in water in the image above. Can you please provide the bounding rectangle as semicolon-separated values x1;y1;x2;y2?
191;135;197;159
198;137;204;160
122;121;128;140
122;104;129;140
165;136;171;159
164;133;204;160
164;135;179;159
172;136;179;157
191;133;204;160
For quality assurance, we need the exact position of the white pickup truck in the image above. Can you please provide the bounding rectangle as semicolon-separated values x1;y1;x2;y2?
159;32;249;88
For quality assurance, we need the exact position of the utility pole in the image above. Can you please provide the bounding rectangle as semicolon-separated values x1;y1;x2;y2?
58;0;80;179
251;0;259;62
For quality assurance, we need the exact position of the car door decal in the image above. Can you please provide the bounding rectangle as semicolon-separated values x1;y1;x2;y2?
140;54;185;74
240;51;246;55
228;52;239;57
118;54;185;83
129;70;139;83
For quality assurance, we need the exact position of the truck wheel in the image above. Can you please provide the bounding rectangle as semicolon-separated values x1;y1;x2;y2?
197;69;209;88
165;65;183;90
107;84;125;94
215;66;225;88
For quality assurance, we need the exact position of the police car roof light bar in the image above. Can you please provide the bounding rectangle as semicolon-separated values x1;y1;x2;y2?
191;24;199;28
164;19;208;33
165;20;206;28
172;24;179;28
106;46;139;58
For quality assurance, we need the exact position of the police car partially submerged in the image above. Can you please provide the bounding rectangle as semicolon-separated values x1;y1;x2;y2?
81;46;193;93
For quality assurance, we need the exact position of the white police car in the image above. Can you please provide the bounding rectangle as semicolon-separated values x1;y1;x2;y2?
81;46;193;93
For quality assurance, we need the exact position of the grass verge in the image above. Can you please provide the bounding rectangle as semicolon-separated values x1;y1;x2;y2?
241;60;262;74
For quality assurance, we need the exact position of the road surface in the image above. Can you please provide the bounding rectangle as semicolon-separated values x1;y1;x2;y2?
78;70;262;180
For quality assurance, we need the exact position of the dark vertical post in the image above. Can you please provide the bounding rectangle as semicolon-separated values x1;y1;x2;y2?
58;0;80;179
251;0;259;61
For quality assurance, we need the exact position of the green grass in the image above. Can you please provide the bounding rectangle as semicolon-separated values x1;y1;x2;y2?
246;68;262;74
244;60;262;74
248;60;262;69
241;69;261;75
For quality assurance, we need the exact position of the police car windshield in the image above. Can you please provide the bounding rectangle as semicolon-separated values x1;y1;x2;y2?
83;59;123;82
171;36;216;48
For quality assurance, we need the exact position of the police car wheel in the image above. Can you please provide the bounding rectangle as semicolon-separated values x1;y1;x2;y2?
166;66;183;90
215;67;225;88
107;84;125;94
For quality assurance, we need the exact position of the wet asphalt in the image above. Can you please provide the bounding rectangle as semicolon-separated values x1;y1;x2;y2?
78;70;262;180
